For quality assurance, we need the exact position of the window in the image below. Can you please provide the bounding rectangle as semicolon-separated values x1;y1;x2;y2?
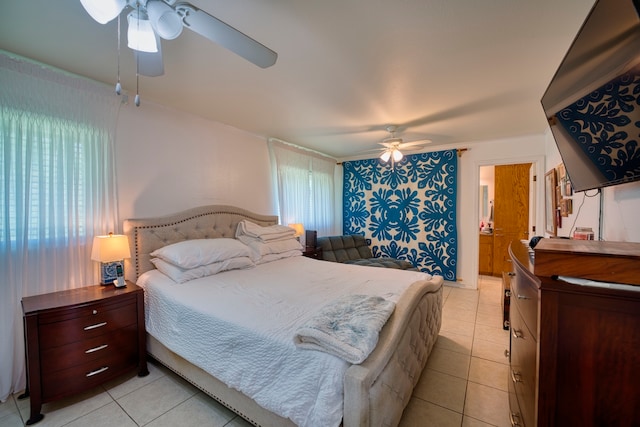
1;109;100;244
268;139;336;236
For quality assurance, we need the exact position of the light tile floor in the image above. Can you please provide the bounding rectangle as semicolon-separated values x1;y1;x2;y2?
1;275;509;427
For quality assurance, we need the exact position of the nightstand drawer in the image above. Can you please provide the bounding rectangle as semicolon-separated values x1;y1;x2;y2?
39;300;137;349
41;349;138;400
41;325;137;373
38;293;136;324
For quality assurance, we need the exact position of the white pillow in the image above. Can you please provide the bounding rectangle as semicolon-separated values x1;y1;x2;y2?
150;238;252;269
151;257;255;283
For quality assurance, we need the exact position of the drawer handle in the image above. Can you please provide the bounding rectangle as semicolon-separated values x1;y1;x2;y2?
511;328;524;339
511;369;523;383
84;321;107;331
504;349;510;358
508;272;516;277
85;344;108;354
510;412;522;427
86;366;109;377
92;309;98;315
517;294;530;300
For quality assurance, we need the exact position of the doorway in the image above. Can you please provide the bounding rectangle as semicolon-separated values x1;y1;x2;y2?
478;163;533;277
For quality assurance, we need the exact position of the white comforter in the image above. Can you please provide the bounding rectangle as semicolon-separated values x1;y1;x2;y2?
138;255;433;427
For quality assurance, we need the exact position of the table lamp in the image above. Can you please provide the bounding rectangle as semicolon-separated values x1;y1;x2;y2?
91;233;131;286
288;223;305;247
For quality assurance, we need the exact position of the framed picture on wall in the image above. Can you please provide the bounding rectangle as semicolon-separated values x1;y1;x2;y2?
545;169;557;235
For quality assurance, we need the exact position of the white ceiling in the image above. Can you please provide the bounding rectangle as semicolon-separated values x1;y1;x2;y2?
0;0;595;159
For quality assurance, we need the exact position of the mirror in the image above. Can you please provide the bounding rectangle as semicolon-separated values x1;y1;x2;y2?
480;185;488;219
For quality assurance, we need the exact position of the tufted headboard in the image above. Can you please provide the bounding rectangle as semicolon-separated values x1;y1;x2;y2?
123;205;278;282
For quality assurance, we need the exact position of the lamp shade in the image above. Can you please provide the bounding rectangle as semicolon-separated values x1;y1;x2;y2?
380;150;392;162
91;234;131;262
392;149;403;162
146;0;183;40
80;0;127;24
127;10;158;53
288;223;304;237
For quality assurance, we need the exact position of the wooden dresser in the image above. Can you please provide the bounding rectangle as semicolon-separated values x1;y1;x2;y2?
508;239;640;427
22;282;148;425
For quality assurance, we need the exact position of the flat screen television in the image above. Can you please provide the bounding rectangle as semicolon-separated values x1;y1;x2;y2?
541;0;640;192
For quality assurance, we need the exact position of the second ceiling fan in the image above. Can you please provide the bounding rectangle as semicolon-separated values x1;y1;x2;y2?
377;125;431;163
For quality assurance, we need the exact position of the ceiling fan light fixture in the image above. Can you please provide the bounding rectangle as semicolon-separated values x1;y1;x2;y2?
146;0;183;40
127;10;158;53
80;0;126;24
392;149;403;162
380;150;392;162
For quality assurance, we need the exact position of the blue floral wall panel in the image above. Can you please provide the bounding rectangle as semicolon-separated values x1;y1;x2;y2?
557;65;640;183
343;149;457;280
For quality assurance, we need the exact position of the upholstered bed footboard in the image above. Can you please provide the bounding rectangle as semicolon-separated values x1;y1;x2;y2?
344;277;443;427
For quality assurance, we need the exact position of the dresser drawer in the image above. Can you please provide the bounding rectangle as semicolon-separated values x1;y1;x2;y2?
39;300;137;349
510;262;538;334
508;370;525;427
41;325;137;373
41;347;138;401
509;304;536;427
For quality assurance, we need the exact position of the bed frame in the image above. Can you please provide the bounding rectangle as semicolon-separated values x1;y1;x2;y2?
123;205;443;427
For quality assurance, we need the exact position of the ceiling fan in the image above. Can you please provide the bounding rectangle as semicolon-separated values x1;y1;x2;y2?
377;125;431;164
80;0;278;78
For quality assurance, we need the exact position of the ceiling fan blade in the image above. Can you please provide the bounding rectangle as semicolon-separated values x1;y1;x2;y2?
399;139;431;149
135;35;165;77
175;3;277;68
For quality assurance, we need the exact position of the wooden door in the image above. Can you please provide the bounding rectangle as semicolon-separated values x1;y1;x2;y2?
493;163;531;275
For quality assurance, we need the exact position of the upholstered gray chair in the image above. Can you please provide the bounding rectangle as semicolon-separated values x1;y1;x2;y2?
317;235;417;270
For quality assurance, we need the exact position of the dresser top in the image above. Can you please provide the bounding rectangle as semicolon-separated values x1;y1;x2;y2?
534;239;640;286
22;282;141;314
535;239;640;258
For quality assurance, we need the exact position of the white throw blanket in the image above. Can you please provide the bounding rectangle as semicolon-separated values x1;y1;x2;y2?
294;294;396;364
236;220;295;242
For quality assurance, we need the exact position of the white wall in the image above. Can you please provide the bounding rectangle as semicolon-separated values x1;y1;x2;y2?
544;130;640;242
115;100;275;223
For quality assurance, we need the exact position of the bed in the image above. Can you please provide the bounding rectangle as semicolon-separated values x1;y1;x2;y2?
123;205;443;427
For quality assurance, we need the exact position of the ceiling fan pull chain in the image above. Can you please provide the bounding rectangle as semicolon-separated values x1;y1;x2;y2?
115;13;122;95
135;2;141;106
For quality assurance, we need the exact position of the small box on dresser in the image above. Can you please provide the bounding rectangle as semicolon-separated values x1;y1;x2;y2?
21;281;148;425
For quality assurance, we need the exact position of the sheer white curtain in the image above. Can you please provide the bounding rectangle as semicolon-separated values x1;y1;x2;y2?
0;51;121;402
268;139;336;236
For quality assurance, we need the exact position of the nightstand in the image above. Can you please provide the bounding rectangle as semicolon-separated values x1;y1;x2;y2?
21;281;148;425
302;247;322;259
